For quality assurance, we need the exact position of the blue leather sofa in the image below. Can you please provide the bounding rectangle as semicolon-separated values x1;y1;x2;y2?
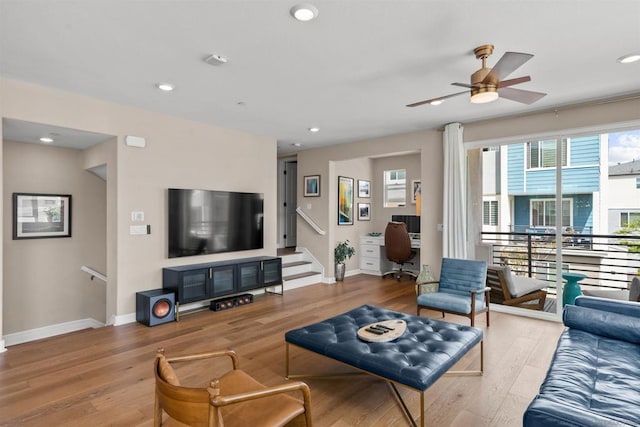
523;296;640;426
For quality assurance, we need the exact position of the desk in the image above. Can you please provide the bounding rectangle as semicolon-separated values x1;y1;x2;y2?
360;235;420;276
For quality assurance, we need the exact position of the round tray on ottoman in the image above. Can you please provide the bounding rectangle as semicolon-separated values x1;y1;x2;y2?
357;319;406;342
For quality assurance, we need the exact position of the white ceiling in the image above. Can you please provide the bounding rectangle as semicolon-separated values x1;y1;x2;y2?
1;0;639;153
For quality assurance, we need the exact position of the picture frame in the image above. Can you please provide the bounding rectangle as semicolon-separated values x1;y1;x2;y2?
338;176;354;225
303;175;320;197
13;193;72;239
411;180;421;204
358;180;371;198
358;202;371;221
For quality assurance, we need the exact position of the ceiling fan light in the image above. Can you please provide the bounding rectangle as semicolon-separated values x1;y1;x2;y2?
470;91;499;104
430;99;443;106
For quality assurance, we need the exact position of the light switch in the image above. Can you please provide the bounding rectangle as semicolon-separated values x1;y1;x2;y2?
130;225;148;235
307;203;312;209
131;211;144;222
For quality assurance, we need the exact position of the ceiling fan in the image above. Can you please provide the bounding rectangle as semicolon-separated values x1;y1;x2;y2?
407;44;546;107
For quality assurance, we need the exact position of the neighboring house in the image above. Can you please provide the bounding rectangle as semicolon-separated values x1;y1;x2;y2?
482;136;602;236
607;159;640;233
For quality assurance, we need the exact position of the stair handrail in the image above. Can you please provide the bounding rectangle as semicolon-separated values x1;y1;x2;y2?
81;265;107;282
296;207;326;235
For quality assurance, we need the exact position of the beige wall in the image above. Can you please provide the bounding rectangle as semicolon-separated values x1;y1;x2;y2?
0;78;277;340
3;141;107;333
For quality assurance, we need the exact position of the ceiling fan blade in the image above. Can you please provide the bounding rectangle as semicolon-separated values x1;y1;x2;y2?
406;90;469;107
451;82;474;88
483;52;533;84
498;87;546;104
498;76;531;88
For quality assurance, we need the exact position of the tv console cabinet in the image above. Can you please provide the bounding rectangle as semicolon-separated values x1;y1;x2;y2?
163;256;282;319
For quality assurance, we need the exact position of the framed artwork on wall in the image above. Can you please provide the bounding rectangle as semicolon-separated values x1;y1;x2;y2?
358;203;371;221
358;180;371;198
411;180;421;204
13;193;72;239
304;175;320;197
338;176;354;225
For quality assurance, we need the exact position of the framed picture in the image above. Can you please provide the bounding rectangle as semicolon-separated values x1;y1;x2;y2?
358;202;370;221
358;180;371;198
411;180;421;204
304;175;320;197
13;193;72;239
338;176;354;225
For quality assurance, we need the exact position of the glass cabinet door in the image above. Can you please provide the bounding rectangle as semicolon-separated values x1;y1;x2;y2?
210;265;235;297
263;258;282;286
238;261;261;291
180;269;209;303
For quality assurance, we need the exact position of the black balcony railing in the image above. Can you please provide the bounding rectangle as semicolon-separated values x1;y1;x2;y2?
481;231;640;293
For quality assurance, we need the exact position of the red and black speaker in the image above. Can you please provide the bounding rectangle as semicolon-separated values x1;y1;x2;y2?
136;289;175;326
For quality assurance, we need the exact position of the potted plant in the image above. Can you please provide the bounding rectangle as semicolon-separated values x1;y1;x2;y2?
334;240;355;281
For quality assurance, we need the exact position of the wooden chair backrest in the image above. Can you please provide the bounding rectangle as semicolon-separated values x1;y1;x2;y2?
154;356;220;427
486;266;511;304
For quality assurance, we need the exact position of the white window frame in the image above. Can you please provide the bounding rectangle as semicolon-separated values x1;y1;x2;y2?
526;139;569;170
383;169;406;207
483;200;499;226
621;211;640;227
530;198;572;228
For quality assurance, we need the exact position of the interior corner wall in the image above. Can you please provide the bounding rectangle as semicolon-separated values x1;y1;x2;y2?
296;129;443;277
3;140;107;333
0;118;4;351
1;78;278;328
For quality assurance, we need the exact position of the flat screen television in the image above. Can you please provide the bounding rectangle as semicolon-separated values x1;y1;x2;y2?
168;188;264;258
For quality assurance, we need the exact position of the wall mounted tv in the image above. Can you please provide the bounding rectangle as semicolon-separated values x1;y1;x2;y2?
168;188;264;258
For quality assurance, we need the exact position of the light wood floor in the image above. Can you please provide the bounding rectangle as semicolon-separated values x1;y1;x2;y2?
0;275;563;427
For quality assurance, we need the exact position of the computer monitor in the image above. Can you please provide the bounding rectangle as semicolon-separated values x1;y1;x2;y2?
391;215;420;234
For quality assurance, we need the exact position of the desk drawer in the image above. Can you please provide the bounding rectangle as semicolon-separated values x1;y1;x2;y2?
360;244;379;258
360;256;380;271
360;237;381;246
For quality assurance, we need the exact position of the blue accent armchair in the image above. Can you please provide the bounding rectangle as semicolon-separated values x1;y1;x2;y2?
417;258;490;327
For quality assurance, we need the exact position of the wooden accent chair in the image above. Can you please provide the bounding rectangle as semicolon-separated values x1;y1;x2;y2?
154;348;312;427
382;221;417;281
486;265;547;310
417;258;490;327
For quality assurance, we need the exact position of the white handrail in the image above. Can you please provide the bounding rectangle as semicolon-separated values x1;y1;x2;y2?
296;207;326;235
81;265;107;282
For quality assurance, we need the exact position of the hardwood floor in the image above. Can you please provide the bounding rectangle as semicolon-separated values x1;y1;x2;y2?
0;275;563;427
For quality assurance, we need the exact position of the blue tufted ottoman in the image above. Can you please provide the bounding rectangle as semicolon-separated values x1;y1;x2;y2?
285;304;484;427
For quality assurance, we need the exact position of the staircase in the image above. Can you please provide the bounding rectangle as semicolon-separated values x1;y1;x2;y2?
279;249;323;290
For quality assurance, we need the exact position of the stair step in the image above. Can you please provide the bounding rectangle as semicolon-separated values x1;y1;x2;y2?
284;271;322;281
283;261;312;268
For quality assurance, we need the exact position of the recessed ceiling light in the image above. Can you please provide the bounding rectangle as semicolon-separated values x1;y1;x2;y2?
292;143;302;147
39;137;54;143
617;53;640;64
308;127;320;132
290;4;318;21
430;100;444;106
156;82;175;91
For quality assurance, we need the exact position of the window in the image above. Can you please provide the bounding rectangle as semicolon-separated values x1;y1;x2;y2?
483;200;499;226
621;212;640;227
636;177;640;189
530;199;572;227
383;169;406;207
527;139;568;169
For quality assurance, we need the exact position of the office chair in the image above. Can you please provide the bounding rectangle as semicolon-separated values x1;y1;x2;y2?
382;221;417;281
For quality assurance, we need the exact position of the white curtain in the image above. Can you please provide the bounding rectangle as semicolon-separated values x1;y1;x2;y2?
443;122;467;258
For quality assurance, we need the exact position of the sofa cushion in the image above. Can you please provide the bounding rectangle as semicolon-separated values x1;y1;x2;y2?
563;304;640;345
524;328;640;426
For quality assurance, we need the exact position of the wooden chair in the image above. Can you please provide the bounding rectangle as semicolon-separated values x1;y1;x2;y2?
486;265;547;310
154;348;312;427
417;258;490;327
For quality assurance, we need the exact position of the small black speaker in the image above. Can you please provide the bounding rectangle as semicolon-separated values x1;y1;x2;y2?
136;289;175;326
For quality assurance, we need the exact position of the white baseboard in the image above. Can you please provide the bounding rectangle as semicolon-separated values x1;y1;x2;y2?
0;339;6;353
112;312;136;326
3;318;105;347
